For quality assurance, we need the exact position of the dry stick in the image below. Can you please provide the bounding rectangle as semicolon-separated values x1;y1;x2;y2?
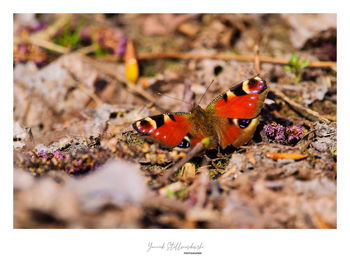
298;121;316;152
77;45;96;55
254;45;261;74
270;87;330;123
137;52;336;69
14;36;69;54
159;139;209;184
78;83;103;107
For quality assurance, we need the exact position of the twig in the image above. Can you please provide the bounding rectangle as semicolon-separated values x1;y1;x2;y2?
136;51;336;69
14;36;69;54
78;83;103;107
298;121;315;152
254;44;261;74
270;87;330;123
77;45;96;55
159;138;210;184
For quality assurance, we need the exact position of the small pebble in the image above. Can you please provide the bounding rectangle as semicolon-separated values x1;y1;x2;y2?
312;141;328;152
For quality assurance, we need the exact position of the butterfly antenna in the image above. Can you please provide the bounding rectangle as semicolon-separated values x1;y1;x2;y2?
197;79;214;106
157;93;192;105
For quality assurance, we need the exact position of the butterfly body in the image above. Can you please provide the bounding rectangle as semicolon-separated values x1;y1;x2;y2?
133;76;268;150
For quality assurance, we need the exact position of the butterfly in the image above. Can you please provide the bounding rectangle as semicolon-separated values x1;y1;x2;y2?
132;76;268;149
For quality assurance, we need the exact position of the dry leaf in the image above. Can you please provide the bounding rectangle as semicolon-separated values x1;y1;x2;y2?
265;152;308;161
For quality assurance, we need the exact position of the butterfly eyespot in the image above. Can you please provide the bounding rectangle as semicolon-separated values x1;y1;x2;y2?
178;136;191;148
248;78;258;86
133;119;157;135
140;119;150;127
238;119;251;129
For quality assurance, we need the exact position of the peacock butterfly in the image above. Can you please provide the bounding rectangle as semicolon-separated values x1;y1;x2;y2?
132;76;268;149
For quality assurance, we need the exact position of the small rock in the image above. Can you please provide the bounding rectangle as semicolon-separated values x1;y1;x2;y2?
69;160;147;211
14;168;35;191
312;141;328;152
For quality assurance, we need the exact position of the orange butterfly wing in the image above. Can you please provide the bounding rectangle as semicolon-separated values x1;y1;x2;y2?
208;76;268;148
216;117;260;148
207;76;268;119
132;113;192;147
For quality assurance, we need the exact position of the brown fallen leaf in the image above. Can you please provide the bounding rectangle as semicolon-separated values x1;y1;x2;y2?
177;22;199;37
265;152;308;161
180;162;196;180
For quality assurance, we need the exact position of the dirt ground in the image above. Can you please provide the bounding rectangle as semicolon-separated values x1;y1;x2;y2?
13;14;336;228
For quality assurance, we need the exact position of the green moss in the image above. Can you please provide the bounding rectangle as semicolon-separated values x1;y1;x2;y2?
165;187;176;198
283;53;310;83
165;186;188;199
53;19;87;50
94;43;109;58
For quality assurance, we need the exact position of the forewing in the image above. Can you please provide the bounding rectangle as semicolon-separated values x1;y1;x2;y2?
207;76;268;119
132;112;192;147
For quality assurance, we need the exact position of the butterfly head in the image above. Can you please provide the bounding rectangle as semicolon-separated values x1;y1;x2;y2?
191;104;207;118
242;76;267;94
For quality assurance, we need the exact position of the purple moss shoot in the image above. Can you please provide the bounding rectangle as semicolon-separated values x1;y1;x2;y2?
287;124;304;143
28;21;46;33
38;150;49;160
293;124;304;139
53;150;65;161
264;122;304;144
275;124;286;141
115;36;127;55
263;124;275;138
80;26;91;40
